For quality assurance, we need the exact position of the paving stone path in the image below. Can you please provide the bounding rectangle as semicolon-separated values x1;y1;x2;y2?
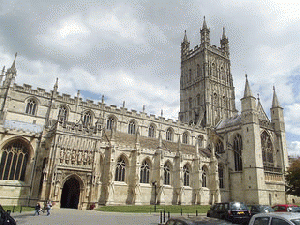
11;209;161;225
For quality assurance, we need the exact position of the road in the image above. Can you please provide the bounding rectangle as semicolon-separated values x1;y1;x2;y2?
12;209;161;225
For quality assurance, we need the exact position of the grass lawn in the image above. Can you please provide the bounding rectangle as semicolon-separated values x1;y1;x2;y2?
98;205;210;214
2;206;34;212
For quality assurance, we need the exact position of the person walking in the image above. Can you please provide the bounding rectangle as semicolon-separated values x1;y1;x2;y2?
46;201;52;216
34;203;41;216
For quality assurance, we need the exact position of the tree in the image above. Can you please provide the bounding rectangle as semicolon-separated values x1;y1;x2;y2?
286;157;300;196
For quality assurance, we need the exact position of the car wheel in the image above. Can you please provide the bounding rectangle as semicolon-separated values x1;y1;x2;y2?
207;213;210;217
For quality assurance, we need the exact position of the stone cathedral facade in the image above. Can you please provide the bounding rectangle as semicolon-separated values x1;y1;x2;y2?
0;19;290;209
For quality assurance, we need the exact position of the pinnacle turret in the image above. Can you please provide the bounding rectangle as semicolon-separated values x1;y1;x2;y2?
243;74;253;98
202;16;208;30
183;30;188;43
222;27;226;39
272;86;281;108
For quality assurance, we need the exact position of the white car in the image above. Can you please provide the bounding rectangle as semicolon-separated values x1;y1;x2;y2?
249;212;300;225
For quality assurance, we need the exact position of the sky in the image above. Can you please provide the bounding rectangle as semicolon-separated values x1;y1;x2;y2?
0;0;299;156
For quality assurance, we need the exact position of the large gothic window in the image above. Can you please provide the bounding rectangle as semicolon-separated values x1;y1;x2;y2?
166;128;173;141
148;124;155;138
164;163;171;185
115;157;126;182
25;99;37;115
183;165;190;186
218;165;224;188
182;132;189;144
0;140;29;181
140;160;150;183
58;105;68;122
261;131;274;166
106;117;115;130
216;140;224;154
202;166;207;187
128;120;136;135
83;111;92;127
233;134;243;171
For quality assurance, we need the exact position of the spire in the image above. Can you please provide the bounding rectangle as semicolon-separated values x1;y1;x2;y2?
10;52;17;72
53;77;58;92
183;30;188;43
243;74;253;98
222;27;226;39
202;16;208;30
272;86;281;108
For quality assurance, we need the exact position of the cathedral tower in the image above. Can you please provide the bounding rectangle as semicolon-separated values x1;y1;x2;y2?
179;18;237;127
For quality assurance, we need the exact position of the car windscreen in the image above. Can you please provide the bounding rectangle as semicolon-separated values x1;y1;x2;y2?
289;207;300;212
291;219;300;225
229;202;248;210
262;206;274;212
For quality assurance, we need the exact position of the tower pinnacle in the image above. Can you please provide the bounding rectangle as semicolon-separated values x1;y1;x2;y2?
243;74;253;98
272;86;281;108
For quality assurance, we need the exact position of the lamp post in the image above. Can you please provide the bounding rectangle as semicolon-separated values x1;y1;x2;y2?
152;181;157;212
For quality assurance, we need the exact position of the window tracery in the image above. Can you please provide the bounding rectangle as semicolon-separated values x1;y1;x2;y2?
107;117;115;130
233;134;243;171
164;163;171;185
83;111;92;127
182;132;189;144
261;131;274;166
140;160;150;183
115;157;126;182
183;165;190;186
166;128;173;141
202;166;207;187
0;140;29;181
58;106;68;122
148;124;155;138
25;99;37;115
128;121;136;135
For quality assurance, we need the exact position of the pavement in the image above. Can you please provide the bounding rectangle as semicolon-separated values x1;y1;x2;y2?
11;209;161;225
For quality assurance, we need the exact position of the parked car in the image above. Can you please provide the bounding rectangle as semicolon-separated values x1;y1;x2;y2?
164;216;239;225
249;212;300;225
289;207;300;213
272;204;299;212
0;205;16;225
207;202;250;224
249;205;274;216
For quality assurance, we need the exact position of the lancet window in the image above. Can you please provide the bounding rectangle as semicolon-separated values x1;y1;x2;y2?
182;132;189;144
219;165;224;188
216;140;224;154
148;124;155;138
115;157;126;182
106;117;115;130
164;163;171;185
261;131;274;166
58;106;68;122
202;166;207;187
25;99;37;115
233;134;243;171
128;120;136;135
183;165;190;186
0;140;29;181
166;128;173;141
140;160;150;183
83;111;92;127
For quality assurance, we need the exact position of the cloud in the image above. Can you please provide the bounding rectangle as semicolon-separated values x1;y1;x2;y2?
288;141;300;157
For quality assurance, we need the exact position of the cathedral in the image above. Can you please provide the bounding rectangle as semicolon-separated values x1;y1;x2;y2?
0;18;290;209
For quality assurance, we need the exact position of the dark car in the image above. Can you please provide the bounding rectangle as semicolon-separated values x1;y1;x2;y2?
165;216;239;225
249;205;274;216
0;205;16;225
207;202;250;224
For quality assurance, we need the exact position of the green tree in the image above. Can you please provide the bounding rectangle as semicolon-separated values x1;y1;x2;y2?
286;157;300;196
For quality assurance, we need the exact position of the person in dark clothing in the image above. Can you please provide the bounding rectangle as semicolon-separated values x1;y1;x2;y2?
34;203;41;216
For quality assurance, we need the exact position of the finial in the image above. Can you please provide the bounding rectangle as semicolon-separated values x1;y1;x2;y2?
245;74;248;79
101;95;104;104
15;52;17;59
202;16;208;29
161;109;163;117
122;101;125;108
77;90;80;97
257;93;260;100
273;86;275;91
143;105;145;112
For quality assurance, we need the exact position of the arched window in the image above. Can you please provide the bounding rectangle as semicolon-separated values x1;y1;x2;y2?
182;132;189;144
25;99;37;115
202;166;207;187
148;124;155;138
164;163;171;185
128;120;136;135
115;157;126;182
140;160;150;183
197;64;201;77
166;128;173;141
106;117;115;130
0;140;29;181
58;106;68;122
233;134;243;171
216;140;224;154
261;131;274;166
83;111;92;127
183;165;190;186
218;165;224;188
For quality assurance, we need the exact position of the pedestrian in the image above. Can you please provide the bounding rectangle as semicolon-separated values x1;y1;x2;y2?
34;203;41;216
46;201;52;216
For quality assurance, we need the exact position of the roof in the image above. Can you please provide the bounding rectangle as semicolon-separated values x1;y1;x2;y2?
216;115;241;130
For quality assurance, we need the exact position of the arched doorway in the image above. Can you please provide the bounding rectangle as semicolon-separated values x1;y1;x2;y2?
60;177;80;209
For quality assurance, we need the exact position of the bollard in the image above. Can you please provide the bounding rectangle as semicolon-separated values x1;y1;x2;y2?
163;210;165;223
181;208;182;216
168;211;170;220
160;211;163;224
13;206;15;213
196;210;198;217
20;206;22;213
